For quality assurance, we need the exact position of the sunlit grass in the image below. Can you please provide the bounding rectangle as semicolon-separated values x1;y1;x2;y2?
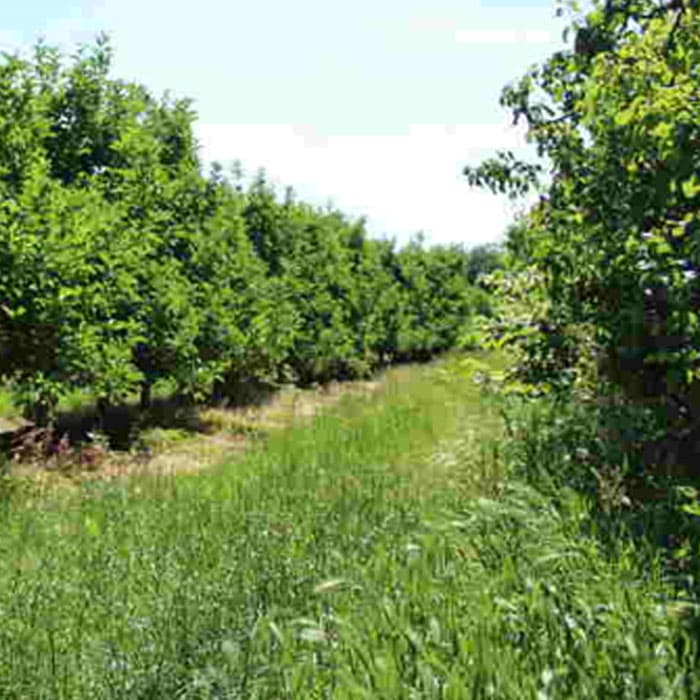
0;353;695;698
0;388;18;420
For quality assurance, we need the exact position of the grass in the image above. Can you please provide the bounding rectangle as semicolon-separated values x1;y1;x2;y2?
0;376;181;430
0;388;18;421
0;352;696;698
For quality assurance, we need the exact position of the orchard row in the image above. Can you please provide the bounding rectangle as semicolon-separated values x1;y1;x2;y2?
0;38;498;424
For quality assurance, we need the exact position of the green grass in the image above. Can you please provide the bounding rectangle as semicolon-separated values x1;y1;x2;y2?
0;385;95;419
0;376;180;423
0;388;18;420
0;353;696;698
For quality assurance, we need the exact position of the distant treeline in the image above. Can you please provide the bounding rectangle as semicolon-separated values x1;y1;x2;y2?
0;36;501;424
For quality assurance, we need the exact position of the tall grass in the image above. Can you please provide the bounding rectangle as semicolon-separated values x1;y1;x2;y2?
0;354;695;698
0;388;18;420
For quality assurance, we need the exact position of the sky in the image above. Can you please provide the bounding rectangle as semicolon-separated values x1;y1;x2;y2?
2;0;572;246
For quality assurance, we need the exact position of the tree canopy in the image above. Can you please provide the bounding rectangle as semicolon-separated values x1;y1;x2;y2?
466;0;700;413
0;36;494;426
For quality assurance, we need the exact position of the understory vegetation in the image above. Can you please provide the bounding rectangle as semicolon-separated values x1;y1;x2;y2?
1;355;697;699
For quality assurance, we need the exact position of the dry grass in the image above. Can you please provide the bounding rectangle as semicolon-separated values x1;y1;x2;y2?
5;376;383;487
201;378;381;432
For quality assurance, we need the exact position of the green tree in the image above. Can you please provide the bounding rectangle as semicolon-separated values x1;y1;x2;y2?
465;243;504;285
0;34;495;430
466;0;700;410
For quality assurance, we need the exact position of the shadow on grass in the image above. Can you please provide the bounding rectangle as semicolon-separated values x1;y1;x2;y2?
53;377;279;451
3;353;445;458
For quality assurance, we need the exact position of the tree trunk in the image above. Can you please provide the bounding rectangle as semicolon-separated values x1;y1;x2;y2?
140;381;152;412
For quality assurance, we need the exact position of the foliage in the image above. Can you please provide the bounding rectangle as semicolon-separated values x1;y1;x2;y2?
465;3;700;593
465;0;700;417
464;242;505;285
0;36;491;427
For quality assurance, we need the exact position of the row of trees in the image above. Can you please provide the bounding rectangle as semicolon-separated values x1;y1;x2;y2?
0;37;494;425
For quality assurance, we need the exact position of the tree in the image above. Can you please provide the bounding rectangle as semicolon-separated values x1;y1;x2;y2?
0;35;494;431
465;243;504;285
465;0;700;415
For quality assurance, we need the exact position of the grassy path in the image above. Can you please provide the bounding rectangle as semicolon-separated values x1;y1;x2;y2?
0;353;694;698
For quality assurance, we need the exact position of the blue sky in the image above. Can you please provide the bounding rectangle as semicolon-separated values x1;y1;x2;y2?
2;0;571;245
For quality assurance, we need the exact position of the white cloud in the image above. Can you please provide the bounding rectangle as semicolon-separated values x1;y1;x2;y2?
194;120;535;246
455;28;552;44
